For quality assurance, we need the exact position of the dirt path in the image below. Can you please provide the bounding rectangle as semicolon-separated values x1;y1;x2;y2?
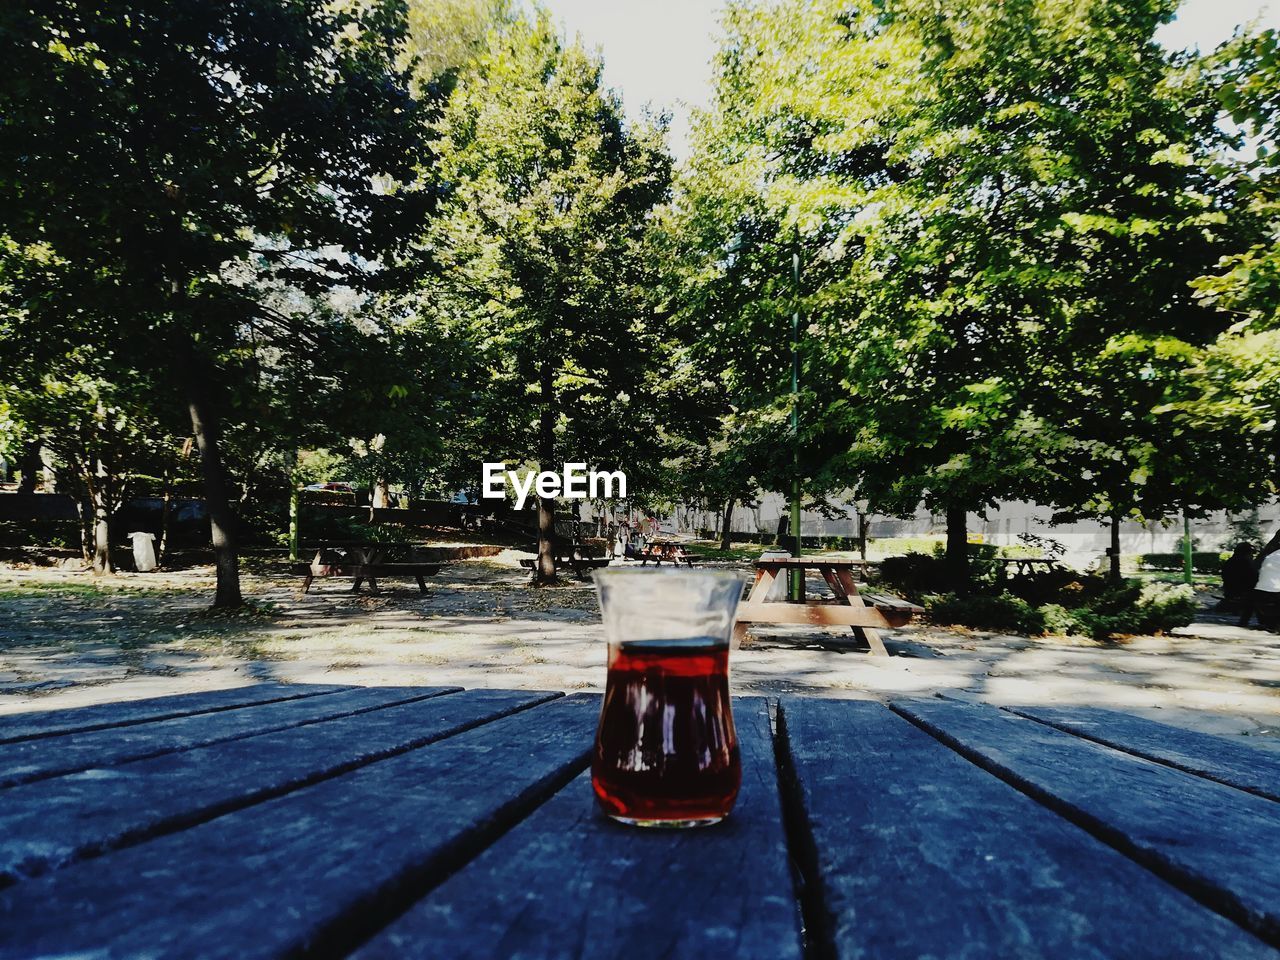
2;557;1278;747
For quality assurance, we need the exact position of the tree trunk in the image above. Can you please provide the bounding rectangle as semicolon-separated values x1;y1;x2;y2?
91;492;113;575
857;509;868;561
945;502;969;590
534;360;557;585
370;474;390;522
1108;514;1122;583
16;440;41;494
720;499;734;551
182;345;243;608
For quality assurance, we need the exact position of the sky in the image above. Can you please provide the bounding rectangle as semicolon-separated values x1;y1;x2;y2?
538;0;1280;160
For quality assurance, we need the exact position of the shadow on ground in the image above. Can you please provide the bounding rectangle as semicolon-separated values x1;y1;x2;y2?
1;558;1278;746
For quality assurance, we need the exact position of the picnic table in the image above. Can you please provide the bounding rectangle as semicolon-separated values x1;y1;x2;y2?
2;686;1279;957
518;549;611;581
294;540;442;594
636;539;700;566
735;556;921;655
999;555;1062;579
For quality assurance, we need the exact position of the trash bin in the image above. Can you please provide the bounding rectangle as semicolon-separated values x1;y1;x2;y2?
129;532;158;572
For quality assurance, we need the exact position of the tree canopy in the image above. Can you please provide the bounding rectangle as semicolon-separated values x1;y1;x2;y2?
0;0;1276;602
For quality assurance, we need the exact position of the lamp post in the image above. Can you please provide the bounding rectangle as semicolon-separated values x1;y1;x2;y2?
789;238;803;602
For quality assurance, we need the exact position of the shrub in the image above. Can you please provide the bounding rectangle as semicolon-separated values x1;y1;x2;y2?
1137;552;1226;574
880;552;951;597
1042;580;1198;641
880;546;1007;597
1037;603;1079;637
926;579;1198;641
925;592;1046;634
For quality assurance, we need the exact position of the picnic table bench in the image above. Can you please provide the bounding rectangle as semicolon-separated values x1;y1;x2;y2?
636;540;701;566
518;553;611;581
2;686;1279;957
294;541;442;594
735;556;922;655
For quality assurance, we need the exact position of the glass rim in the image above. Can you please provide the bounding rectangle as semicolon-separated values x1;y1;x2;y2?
591;567;745;585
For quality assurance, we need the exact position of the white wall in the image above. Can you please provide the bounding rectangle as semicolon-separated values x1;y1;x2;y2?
719;492;1280;567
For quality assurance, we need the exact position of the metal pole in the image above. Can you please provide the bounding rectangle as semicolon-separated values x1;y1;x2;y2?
1183;512;1193;585
790;239;803;601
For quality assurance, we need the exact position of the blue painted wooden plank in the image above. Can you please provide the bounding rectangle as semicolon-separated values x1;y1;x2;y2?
783;698;1277;958
0;685;459;787
0;688;558;884
1006;705;1280;802
0;694;598;960
353;698;803;960
0;683;345;744
895;698;1280;948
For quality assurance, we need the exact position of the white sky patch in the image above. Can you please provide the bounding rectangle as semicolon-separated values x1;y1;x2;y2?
537;0;1278;163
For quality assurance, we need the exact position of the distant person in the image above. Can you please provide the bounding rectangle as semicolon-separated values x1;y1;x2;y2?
1252;531;1280;632
1221;543;1258;619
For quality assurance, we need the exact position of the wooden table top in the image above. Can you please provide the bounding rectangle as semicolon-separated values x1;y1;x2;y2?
2;686;1279;957
754;555;872;569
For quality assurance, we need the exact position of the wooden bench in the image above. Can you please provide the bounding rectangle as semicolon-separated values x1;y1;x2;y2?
518;556;611;581
860;592;923;628
291;561;441;594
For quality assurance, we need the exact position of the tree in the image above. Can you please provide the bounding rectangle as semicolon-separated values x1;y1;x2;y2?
417;12;672;583
1166;28;1280;509
0;0;434;605
678;0;1069;585
682;0;1272;586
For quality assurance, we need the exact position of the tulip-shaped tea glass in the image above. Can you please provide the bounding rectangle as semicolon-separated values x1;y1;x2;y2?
591;567;744;828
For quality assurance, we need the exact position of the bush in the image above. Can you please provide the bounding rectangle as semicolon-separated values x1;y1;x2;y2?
925;592;1046;634
1039;580;1198;641
1137;552;1226;574
880;545;1007;597
926;579;1198;641
1037;603;1078;636
1004;569;1098;607
880;552;952;596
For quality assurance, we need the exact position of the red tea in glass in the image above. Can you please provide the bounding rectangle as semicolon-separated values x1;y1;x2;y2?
591;570;744;828
593;640;740;825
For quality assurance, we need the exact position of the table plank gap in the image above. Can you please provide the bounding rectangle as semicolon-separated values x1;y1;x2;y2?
781;697;1277;958
773;699;840;960
0;685;461;788
892;698;1280;949
0;683;348;745
0;693;599;960
1004;704;1280;803
350;697;804;960
0;688;561;886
